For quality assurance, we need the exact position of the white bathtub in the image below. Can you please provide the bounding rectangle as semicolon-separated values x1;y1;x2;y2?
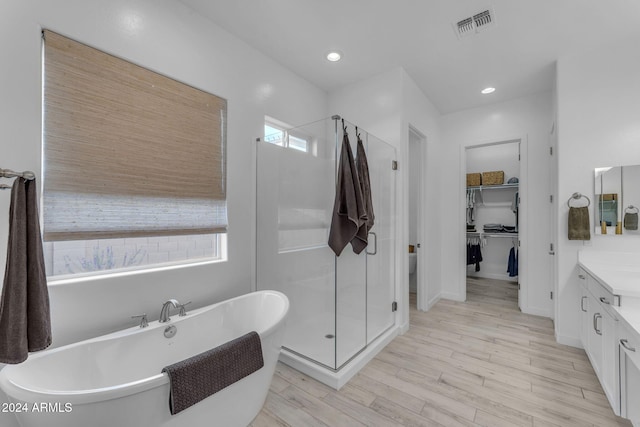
0;290;289;427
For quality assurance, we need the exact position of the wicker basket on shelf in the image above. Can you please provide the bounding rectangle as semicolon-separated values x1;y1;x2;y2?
482;171;504;185
466;173;482;187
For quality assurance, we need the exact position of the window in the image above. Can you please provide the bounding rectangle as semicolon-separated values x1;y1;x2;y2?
264;118;310;153
42;30;227;278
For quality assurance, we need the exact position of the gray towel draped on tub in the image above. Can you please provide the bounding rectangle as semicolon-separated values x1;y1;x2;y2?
328;127;368;256
568;206;591;240
0;177;52;364
162;331;264;415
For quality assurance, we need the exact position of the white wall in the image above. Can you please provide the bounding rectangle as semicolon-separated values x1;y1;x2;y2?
440;91;554;317
0;0;327;404
402;71;443;311
328;67;442;330
555;35;640;346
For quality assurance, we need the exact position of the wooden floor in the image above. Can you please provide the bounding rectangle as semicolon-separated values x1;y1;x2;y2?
251;277;631;426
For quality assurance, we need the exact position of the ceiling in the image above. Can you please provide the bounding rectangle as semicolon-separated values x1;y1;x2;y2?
179;0;640;114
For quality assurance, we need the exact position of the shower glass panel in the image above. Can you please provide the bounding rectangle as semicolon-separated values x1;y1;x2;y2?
256;116;396;371
365;133;397;344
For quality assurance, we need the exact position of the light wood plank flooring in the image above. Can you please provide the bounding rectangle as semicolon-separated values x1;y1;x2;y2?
251;277;631;426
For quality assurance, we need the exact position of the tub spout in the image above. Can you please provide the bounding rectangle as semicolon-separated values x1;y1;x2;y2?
159;299;179;323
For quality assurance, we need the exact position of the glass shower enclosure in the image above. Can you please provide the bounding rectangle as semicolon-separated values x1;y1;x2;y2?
256;115;396;371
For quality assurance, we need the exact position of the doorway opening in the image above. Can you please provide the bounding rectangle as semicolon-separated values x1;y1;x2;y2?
408;127;425;310
464;140;521;310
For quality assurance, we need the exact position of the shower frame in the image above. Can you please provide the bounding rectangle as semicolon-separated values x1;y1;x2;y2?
255;115;398;388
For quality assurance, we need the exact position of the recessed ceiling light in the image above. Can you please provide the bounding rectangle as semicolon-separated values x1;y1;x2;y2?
326;51;342;62
481;87;496;94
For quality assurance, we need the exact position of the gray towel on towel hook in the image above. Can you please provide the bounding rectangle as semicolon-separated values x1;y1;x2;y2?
568;206;591;240
0;177;52;364
162;331;264;415
328;127;367;256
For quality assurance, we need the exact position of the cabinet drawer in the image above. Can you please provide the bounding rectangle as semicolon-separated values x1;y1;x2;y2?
578;268;589;290
588;275;619;317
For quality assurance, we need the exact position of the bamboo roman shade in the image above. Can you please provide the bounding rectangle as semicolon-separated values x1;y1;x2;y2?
42;30;227;241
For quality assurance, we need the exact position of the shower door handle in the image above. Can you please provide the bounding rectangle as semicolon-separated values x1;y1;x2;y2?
366;232;377;255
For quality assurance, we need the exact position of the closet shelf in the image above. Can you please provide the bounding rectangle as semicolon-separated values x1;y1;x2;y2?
467;183;519;191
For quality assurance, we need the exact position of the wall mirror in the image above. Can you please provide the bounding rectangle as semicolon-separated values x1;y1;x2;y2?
594;165;640;235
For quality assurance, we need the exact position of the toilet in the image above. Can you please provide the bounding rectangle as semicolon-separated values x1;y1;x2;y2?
409;252;417;274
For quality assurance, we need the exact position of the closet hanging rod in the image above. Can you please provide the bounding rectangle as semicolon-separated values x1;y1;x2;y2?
467;231;518;238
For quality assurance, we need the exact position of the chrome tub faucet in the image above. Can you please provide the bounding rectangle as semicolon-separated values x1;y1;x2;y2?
159;299;179;323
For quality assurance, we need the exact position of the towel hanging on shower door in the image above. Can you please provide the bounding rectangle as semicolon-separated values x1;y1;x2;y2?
328;124;368;256
352;130;374;254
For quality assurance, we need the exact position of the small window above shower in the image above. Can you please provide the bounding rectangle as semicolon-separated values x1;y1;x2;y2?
264;116;313;154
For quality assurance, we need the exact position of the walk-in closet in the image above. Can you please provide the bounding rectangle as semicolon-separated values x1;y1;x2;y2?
465;142;520;307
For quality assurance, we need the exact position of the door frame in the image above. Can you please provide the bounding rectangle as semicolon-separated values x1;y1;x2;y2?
460;136;528;310
408;125;428;311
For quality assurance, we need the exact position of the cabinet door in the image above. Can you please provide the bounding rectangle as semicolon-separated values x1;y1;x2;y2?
600;311;619;414
580;285;589;348
586;293;603;379
578;271;589;348
619;327;640;423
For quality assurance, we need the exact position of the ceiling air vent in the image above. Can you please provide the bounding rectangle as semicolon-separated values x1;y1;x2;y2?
454;8;496;39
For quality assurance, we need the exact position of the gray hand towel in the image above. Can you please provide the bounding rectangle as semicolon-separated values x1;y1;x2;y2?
328;130;367;256
568;206;591;240
624;212;638;230
162;331;263;415
352;134;374;254
0;178;52;364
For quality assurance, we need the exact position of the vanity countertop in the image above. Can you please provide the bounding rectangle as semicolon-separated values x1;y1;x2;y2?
614;305;640;339
578;251;640;297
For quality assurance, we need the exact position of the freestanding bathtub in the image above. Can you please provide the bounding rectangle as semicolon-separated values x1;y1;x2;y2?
0;290;289;427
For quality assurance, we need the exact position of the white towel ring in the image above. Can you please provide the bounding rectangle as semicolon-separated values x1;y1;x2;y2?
625;205;639;214
567;192;591;207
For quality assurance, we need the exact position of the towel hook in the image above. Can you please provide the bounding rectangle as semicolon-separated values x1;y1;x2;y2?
0;168;36;181
567;192;591;207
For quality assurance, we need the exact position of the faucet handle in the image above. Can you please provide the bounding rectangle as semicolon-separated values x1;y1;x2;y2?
178;301;192;317
131;314;148;328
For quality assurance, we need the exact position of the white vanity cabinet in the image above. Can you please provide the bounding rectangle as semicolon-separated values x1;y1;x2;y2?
578;250;640;424
618;320;640;426
578;267;619;412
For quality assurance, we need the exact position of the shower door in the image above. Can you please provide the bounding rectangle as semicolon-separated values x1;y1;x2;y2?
364;132;397;344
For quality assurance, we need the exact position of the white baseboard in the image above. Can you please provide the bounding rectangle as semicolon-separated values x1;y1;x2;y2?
467;272;517;281
520;306;552;319
440;292;465;302
555;333;583;349
426;294;441;310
